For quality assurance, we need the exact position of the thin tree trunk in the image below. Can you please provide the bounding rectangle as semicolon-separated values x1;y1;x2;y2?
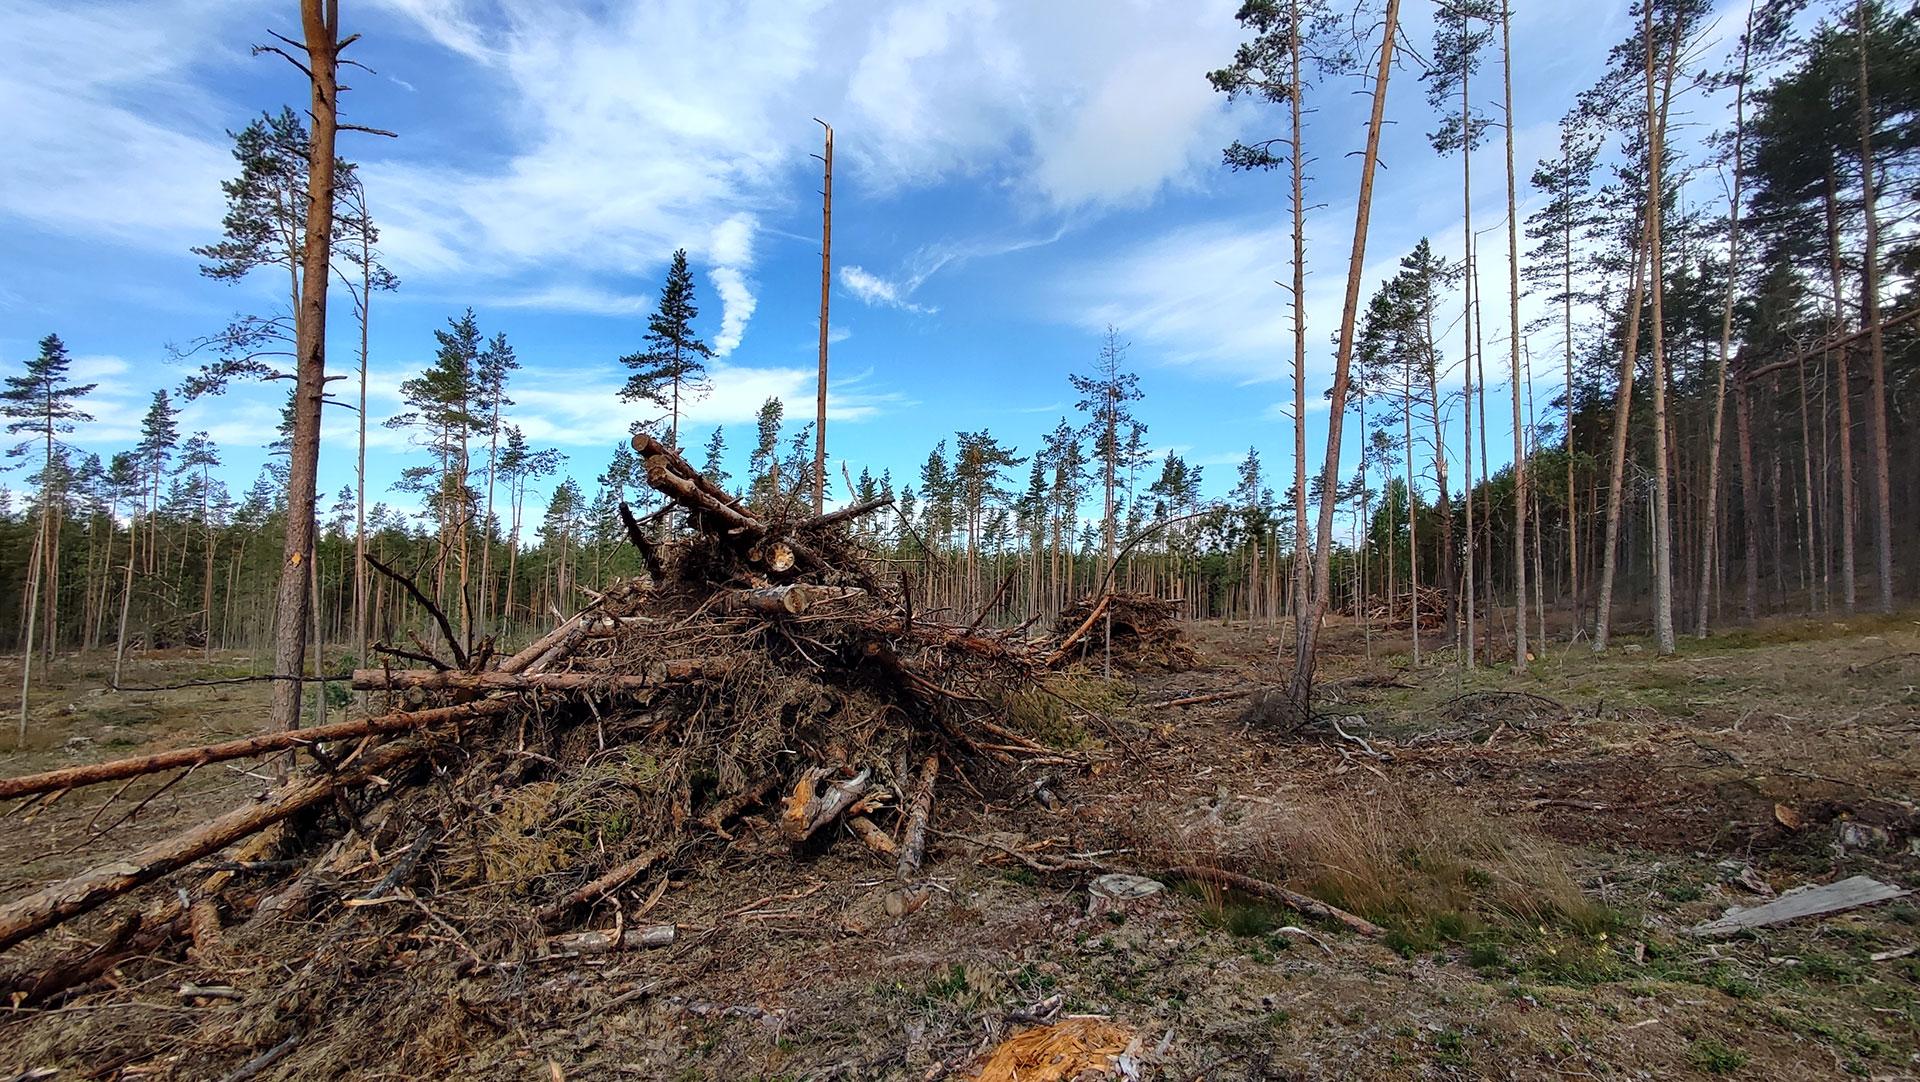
1645;5;1679;655
1698;1;1755;637
1593;209;1652;651
1855;0;1892;613
1293;0;1401;710
1501;0;1528;670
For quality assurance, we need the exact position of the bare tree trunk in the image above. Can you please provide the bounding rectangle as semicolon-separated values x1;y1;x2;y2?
1821;173;1855;614
1698;1;1755;637
1855;0;1893;614
1593;210;1652;651
1501;0;1528;670
1645;5;1679;655
16;516;44;741
813;119;833;515
1458;24;1478;671
1735;374;1761;619
1406;377;1420;666
1292;0;1401;711
1287;0;1311;659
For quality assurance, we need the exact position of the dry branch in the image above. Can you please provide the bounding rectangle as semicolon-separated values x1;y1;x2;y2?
1163;865;1383;937
0;740;426;954
0;700;510;802
897;756;938;879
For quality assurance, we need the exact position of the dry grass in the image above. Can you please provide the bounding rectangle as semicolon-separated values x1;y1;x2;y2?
1118;783;1612;950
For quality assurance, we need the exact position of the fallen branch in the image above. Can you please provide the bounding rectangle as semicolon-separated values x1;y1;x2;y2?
0;700;510;802
364;554;468;670
0;740;428;954
538;841;674;925
349;662;728;693
896;756;938;879
1145;689;1253;709
1163;865;1383;937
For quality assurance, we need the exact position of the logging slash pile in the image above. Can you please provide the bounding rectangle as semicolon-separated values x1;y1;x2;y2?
0;435;1193;1077
1051;593;1197;672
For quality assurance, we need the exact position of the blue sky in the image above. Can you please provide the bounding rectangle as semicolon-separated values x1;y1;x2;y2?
0;0;1744;528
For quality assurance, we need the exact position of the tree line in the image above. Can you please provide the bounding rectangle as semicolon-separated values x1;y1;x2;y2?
4;0;1917;734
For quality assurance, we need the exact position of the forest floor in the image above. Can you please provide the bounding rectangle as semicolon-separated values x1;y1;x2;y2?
2;609;1919;1080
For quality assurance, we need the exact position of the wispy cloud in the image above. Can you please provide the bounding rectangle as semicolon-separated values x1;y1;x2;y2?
839;265;936;314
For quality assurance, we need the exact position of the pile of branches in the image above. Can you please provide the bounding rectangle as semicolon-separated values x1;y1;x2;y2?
1051;592;1197;672
0;435;1128;1076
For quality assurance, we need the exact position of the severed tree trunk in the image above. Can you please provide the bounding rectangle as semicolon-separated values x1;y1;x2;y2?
1292;0;1402;711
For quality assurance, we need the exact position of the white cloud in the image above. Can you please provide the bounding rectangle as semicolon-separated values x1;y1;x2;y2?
706;214;758;356
491;285;653;317
840;266;936;314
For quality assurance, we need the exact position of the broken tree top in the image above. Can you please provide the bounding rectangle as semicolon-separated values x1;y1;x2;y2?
0;433;1216;1022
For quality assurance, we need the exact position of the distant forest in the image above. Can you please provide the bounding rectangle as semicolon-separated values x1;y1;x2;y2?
3;0;1916;715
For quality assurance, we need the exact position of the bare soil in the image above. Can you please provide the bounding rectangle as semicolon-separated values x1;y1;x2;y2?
3;613;1918;1081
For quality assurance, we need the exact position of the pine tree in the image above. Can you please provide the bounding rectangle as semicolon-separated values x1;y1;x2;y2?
751;398;784;506
620;249;713;449
2;334;95;735
701;427;730;491
1069;327;1145;580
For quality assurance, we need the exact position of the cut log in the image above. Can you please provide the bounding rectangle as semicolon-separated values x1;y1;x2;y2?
1163;866;1384;937
538;842;672;925
349;662;726;694
547;924;676;955
500;610;593;675
0;700;509;802
1691;875;1911;937
747;540;797;574
0;740;427;954
719;585;814;617
896;756;938;879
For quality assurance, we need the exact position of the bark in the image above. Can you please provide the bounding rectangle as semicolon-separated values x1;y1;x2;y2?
1856;0;1893;614
349;662;726;693
1288;0;1310;664
0;740;424;953
1645;5;1679;655
813;120;833;514
896;755;938;879
1735;375;1761;619
271;0;345;740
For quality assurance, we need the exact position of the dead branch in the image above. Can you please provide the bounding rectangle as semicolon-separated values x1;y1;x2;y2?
1162;865;1383;937
364;553;468;670
0;700;509;801
0;740;427;953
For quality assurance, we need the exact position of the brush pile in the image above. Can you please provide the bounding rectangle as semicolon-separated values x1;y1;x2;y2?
0;435;1158;1077
1051;593;1197;672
